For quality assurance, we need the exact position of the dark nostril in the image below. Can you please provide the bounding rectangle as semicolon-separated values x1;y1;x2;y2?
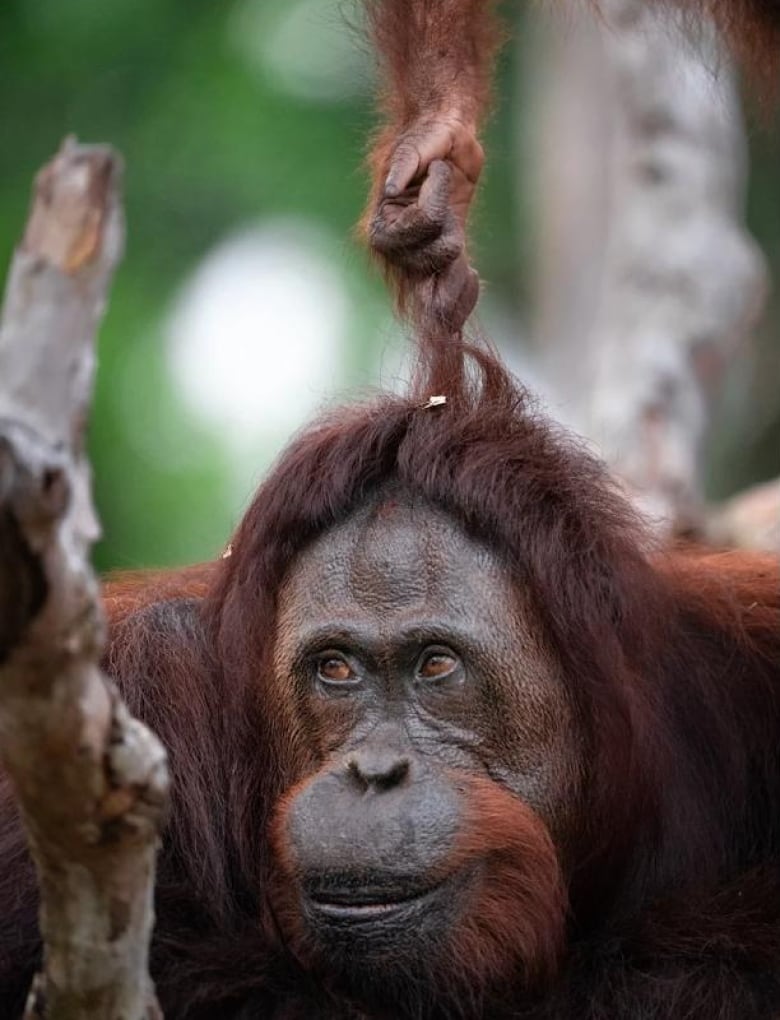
346;751;410;792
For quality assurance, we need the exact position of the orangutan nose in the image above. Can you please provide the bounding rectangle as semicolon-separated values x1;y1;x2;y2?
287;744;460;884
346;748;410;792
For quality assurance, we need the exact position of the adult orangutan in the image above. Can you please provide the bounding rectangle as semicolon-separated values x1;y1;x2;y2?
0;1;779;1018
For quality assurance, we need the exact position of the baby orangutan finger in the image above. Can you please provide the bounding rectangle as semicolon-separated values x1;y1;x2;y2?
371;206;463;276
393;219;463;275
417;160;453;225
370;199;442;256
383;118;483;201
384;139;424;199
434;258;480;331
415;256;480;334
370;162;463;274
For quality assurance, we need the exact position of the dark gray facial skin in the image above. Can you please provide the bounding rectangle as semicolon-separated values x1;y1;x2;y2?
273;492;584;959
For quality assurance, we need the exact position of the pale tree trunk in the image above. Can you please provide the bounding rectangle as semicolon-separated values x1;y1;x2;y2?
524;8;614;426
528;1;777;547
0;140;168;1020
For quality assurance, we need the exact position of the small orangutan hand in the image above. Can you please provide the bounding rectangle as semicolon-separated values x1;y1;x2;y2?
368;117;483;331
370;117;483;273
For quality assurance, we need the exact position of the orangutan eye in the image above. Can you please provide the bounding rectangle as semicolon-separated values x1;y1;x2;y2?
416;649;459;681
316;654;355;684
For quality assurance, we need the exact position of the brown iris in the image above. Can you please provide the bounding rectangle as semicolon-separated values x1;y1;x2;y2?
417;651;458;680
317;656;354;683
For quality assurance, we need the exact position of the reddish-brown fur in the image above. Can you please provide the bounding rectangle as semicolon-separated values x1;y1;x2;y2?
270;772;567;1014
445;777;567;1000
360;0;504;319
360;0;780;362
2;332;776;1018
366;0;502;131
1;1;779;1016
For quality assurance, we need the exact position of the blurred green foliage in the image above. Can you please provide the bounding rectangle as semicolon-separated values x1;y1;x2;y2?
0;0;777;571
0;0;519;571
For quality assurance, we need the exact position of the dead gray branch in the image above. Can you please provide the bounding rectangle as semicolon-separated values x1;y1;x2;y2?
586;0;768;532
0;138;168;1020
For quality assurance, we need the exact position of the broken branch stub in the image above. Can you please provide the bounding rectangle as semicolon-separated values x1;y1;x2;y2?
0;139;169;1020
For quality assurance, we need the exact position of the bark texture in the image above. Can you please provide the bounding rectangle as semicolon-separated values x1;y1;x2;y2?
0;139;168;1020
585;0;767;532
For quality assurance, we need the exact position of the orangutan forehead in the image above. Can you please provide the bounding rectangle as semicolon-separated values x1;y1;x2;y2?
280;497;513;624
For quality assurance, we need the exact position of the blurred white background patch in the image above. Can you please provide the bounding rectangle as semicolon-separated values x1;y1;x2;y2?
166;221;349;455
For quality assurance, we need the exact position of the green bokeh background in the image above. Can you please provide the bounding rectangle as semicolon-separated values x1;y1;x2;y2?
1;0;777;572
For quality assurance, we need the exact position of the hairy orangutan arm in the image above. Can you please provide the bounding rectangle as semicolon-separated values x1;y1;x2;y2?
361;0;504;332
